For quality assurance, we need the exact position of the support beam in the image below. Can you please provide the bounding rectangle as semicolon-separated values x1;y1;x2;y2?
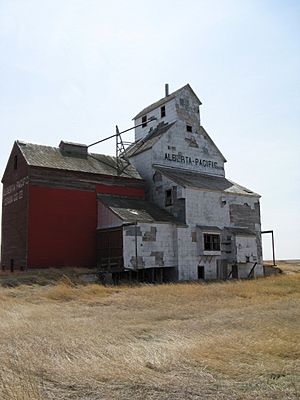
261;230;276;266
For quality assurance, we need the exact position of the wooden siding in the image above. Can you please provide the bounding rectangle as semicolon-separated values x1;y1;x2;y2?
27;185;97;267
1;143;29;269
97;228;124;272
97;201;123;229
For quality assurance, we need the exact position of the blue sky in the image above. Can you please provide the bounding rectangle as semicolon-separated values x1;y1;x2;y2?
0;0;299;259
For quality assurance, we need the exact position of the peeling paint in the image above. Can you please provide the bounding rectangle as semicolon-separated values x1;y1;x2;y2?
142;226;157;241
150;251;164;266
125;226;142;236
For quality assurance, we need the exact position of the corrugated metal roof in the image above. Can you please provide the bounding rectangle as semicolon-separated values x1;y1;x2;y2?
17;141;142;179
125;122;175;158
155;166;260;197
133;84;202;120
98;195;183;225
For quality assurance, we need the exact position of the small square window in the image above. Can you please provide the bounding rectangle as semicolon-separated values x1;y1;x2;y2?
186;125;192;133
161;106;166;118
142;115;147;127
204;234;220;251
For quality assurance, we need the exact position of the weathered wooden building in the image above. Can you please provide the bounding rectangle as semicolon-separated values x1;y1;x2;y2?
124;84;264;280
1;140;144;270
1;84;264;280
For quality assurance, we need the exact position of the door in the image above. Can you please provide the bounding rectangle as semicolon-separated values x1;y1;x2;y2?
217;260;228;280
198;266;205;280
97;228;123;272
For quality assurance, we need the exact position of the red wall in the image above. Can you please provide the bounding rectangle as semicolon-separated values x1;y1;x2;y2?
96;183;144;198
27;182;145;268
28;186;97;267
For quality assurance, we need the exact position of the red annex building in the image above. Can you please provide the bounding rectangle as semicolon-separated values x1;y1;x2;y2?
1;140;144;270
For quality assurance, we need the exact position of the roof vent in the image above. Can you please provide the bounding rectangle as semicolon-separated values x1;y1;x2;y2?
59;141;88;158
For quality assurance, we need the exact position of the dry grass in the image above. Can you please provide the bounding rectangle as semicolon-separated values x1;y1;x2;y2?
265;260;300;275
0;271;299;399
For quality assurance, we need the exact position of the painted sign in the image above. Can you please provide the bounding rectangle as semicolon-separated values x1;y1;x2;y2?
3;176;29;206
164;153;224;170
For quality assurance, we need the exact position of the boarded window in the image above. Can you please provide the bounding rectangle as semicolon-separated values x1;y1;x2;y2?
142;115;147;127
204;234;220;251
161;106;166;118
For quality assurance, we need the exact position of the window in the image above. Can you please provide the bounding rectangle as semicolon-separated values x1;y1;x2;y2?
204;234;220;251
14;155;18;170
142;115;147;127
186;125;192;132
161;105;166;118
165;189;173;206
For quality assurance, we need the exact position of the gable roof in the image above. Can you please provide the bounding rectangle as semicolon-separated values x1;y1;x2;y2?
98;195;183;225
155;166;260;197
133;84;202;120
125;121;176;158
16;141;142;180
199;126;226;163
125;121;226;163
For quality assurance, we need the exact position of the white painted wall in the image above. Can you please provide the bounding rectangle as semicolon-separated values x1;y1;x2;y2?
134;98;177;141
236;236;258;263
123;222;177;271
152;123;225;176
128;85;263;281
177;226;198;280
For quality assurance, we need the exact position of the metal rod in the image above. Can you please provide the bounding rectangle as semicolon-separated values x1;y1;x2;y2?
88;133;118;148
271;231;276;266
87;117;157;148
116;125;119;174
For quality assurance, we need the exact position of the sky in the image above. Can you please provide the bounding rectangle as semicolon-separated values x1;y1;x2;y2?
0;0;299;260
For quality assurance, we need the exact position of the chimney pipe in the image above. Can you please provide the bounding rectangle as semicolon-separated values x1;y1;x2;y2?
165;83;169;97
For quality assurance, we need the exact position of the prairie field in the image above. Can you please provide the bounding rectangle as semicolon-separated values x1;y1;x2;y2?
0;264;299;399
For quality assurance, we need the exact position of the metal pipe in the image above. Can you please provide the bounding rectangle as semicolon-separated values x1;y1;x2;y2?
135;220;138;270
88;117;157;148
271;231;276;266
165;83;169;96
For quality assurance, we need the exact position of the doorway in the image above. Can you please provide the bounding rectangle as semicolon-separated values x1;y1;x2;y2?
232;264;239;279
198;265;205;280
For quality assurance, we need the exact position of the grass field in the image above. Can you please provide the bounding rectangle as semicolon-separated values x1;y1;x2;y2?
0;264;299;399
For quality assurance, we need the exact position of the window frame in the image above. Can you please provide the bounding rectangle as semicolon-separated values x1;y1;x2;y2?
142;115;147;127
203;233;220;251
165;189;173;206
